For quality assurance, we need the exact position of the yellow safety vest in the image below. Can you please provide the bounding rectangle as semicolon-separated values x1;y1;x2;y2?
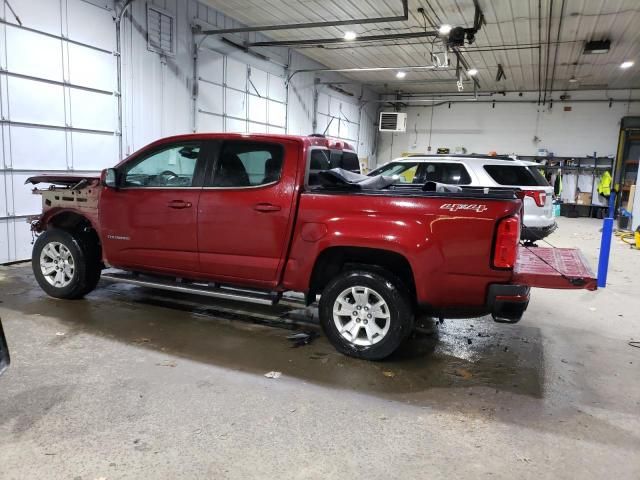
597;171;612;196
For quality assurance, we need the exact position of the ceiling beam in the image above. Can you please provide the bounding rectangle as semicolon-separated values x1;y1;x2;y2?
200;0;408;35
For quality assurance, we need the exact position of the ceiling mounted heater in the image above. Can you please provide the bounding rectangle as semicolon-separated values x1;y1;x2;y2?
379;112;407;132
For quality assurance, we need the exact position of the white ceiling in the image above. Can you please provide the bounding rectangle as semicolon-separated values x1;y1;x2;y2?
204;0;640;95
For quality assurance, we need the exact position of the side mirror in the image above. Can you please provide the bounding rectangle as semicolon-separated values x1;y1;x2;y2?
0;318;10;376
104;168;118;188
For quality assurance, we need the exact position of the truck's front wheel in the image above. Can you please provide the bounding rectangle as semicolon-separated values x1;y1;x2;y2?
32;228;101;299
319;270;414;360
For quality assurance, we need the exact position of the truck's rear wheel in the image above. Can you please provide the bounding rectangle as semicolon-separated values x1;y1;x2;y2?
32;228;101;299
319;270;414;360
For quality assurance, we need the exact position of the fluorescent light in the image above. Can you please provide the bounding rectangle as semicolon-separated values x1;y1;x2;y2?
343;31;357;41
568;76;578;83
620;61;634;69
439;24;452;35
396;71;406;79
467;68;478;76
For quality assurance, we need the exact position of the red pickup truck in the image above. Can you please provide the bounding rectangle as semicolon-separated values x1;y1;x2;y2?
27;133;596;360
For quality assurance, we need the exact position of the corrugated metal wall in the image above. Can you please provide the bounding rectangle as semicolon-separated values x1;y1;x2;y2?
0;0;378;263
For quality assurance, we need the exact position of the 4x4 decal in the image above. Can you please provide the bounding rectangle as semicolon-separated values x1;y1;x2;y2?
440;203;488;213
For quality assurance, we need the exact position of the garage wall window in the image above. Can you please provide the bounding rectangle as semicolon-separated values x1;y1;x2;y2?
147;5;175;56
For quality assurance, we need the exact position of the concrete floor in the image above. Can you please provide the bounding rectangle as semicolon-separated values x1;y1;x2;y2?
0;217;639;479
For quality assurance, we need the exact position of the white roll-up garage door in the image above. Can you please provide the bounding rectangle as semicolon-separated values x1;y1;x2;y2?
316;90;361;146
0;0;118;263
196;47;287;135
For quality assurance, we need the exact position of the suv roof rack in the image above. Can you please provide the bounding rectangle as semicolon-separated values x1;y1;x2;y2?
406;153;516;161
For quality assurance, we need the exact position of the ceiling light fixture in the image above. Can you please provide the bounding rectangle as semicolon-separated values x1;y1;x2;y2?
467;68;478;76
439;24;452;35
343;31;357;41
620;61;634;69
568;76;578;83
396;71;406;79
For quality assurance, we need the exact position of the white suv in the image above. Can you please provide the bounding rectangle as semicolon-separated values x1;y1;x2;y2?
369;155;556;241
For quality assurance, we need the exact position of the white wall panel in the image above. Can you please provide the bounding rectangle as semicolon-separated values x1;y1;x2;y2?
68;44;116;91
5;26;63;81
268;100;286;127
66;0;116;50
198;49;224;84
71;132;118;170
10;127;67;170
7;77;65;126
268;126;286;135
198;82;223;114
226;117;246;133
248;122;267;134
224;88;246;120
248;95;267;124
13;220;34;261
248;67;267;97
0;173;7;216
0;220;9;264
317;93;330;115
268;75;286;103
10;173;41;216
226;58;247;90
69;90;116;131
6;0;62;36
197;112;223;132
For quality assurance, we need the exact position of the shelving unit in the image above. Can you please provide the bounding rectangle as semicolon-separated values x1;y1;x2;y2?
518;154;615;218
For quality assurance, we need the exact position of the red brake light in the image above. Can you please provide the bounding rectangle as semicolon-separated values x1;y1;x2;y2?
523;190;546;207
493;216;520;269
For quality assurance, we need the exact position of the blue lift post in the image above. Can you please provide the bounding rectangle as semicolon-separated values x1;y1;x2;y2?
597;193;616;288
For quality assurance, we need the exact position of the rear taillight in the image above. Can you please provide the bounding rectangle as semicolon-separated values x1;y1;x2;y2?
523;190;546;207
493;216;520;269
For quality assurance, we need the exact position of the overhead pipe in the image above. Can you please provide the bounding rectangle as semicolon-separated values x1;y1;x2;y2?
287;65;454;83
376;98;640;105
548;0;566;98
537;0;542;104
316;79;473;86
200;0;408;35
542;0;554;104
247;30;438;48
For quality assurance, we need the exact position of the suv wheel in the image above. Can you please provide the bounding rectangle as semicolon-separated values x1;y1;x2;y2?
32;228;101;299
319;270;414;360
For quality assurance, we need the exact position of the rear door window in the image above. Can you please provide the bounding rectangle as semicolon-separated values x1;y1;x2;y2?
308;149;331;185
341;152;360;172
371;162;419;182
484;165;549;186
210;141;284;187
419;162;472;185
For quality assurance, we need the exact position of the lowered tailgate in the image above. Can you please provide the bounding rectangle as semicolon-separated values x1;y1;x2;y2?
513;246;597;290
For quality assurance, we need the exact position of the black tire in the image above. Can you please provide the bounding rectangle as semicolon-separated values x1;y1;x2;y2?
319;270;414;360
32;228;101;299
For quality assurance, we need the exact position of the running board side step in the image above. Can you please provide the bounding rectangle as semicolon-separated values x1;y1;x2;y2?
101;271;280;306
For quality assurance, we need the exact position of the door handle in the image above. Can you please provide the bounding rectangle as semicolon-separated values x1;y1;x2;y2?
167;200;192;209
253;203;281;212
